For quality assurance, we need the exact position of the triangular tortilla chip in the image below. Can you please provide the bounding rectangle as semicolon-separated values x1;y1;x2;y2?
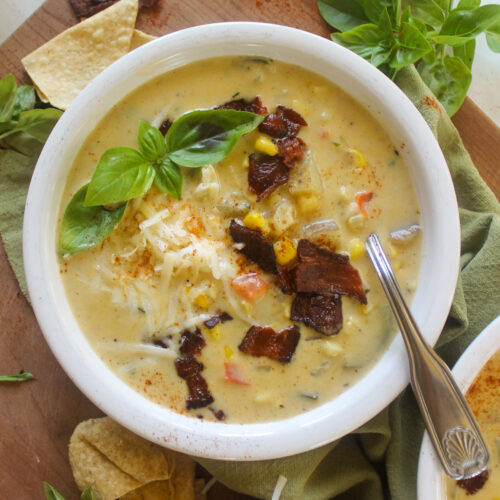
69;417;173;500
22;0;138;110
130;29;157;50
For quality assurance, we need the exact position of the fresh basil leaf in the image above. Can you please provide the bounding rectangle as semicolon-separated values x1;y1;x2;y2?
428;34;475;45
486;22;500;53
357;0;392;24
138;120;166;162
418;55;471;116
332;11;393;67
43;482;67;500
453;38;476;68
12;85;36;118
317;0;368;32
166;109;264;168
401;6;428;34
0;74;17;122
154;158;182;199
440;4;500;38
60;184;127;255
390;21;433;68
408;0;446;27
456;0;480;10
0;371;34;382
80;488;97;500
486;31;500;52
0;108;62;142
84;147;155;206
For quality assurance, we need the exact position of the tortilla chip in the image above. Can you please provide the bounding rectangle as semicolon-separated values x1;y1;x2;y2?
69;417;173;500
171;453;196;499
120;480;173;499
130;29;156;50
22;0;138;110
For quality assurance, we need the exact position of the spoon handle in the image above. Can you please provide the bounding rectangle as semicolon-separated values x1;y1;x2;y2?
365;233;489;480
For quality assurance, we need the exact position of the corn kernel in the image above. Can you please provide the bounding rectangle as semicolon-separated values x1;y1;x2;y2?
390;245;398;258
349;238;365;259
254;136;278;156
360;303;374;315
242;156;249;168
224;345;234;359
207;324;221;340
297;194;319;214
349;148;366;168
243;211;271;235
194;293;211;309
322;340;343;357
394;260;403;271
339;185;350;203
274;237;297;265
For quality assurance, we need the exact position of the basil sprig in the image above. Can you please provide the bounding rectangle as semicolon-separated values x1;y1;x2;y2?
318;0;500;116
43;482;96;500
0;371;34;382
60;109;263;255
59;184;127;255
0;73;62;145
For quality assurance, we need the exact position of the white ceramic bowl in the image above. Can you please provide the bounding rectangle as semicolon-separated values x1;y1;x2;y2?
23;22;460;460
417;315;500;499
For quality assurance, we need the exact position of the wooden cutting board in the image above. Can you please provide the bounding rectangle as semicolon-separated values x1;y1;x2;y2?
0;1;499;499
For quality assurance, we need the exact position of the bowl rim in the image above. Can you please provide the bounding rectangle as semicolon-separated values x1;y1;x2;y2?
23;22;460;460
417;314;500;499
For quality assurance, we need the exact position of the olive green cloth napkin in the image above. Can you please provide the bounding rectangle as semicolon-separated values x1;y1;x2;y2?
1;65;499;500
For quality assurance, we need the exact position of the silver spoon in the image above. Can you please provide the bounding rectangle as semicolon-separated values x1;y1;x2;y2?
364;233;489;480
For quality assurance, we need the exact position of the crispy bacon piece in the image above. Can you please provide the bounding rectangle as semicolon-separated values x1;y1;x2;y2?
248;153;290;201
291;293;343;336
457;469;488;495
216;96;268;115
159;119;173;136
294;240;367;304
179;327;206;357
277;266;296;295
175;356;214;410
277;137;306;167
259;105;307;138
229;220;277;274
70;0;158;18
203;312;233;329
239;325;300;364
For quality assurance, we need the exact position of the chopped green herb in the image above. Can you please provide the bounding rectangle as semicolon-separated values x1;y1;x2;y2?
0;371;34;382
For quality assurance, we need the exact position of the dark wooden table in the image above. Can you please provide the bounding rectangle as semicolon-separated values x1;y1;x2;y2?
0;1;499;498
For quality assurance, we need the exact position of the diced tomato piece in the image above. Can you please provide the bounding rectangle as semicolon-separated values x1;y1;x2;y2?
355;191;373;218
224;362;251;385
231;272;269;301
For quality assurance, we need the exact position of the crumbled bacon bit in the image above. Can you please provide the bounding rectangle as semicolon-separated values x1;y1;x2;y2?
277;137;306;167
175;356;214;410
229;220;277;274
457;469;489;495
291;293;343;336
203;312;233;329
209;407;227;421
294;240;367;304
248;153;290;201
239;325;300;364
215;96;268;115
70;0;158;18
159;119;173;136
179;327;206;357
153;339;169;349
259;105;307;138
277;266;296;295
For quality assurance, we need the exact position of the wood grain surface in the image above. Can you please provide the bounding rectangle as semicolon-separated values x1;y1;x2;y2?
0;1;499;499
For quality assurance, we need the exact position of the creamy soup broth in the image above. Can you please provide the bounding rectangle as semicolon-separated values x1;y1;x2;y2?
445;350;500;498
59;57;421;423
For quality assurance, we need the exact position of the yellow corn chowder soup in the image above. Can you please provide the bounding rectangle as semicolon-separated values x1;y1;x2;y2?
445;349;500;499
58;56;421;423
